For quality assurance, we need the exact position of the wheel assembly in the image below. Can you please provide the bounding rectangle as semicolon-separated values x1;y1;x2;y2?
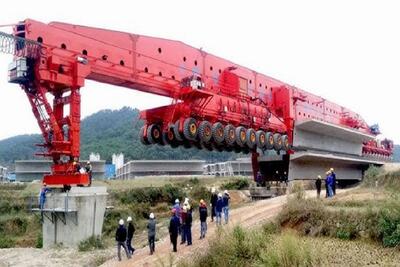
146;124;162;144
163;126;179;148
139;126;150;145
173;120;184;141
235;126;247;147
246;128;257;149
198;121;213;143
212;122;225;145
281;134;290;151
183;117;198;141
265;132;274;150
256;130;266;149
224;124;236;146
273;133;283;151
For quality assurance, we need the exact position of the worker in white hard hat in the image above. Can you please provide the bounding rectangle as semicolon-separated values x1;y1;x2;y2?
147;213;156;255
210;187;218;222
222;190;231;224
315;175;322;198
126;216;135;255
172;198;181;222
115;219;131;261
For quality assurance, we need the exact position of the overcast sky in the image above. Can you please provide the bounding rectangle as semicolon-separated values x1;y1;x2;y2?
0;0;399;143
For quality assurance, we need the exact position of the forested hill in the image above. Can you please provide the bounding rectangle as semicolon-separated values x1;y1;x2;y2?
0;107;234;166
0;107;399;166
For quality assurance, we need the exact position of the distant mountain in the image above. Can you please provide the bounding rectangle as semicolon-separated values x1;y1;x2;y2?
0;107;235;166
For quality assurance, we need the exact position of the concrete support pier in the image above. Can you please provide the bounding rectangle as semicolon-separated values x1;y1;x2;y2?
42;187;108;248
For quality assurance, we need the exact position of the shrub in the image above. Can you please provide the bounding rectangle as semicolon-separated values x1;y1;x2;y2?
0;236;15;248
221;178;250;190
35;233;43;248
0;216;28;236
78;235;106;252
378;196;400;247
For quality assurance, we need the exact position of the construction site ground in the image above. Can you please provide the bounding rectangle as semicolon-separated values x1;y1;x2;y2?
2;187;398;267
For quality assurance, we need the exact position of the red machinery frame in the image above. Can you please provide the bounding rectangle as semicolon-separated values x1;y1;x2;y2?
3;19;393;186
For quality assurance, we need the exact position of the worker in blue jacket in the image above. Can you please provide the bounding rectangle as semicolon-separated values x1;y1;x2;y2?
330;168;336;195
326;172;334;197
39;183;51;209
169;208;180;252
215;193;224;225
222;190;230;224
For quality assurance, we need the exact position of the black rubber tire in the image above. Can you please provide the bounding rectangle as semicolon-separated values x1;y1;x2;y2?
273;133;283;151
183;117;198;141
281;134;290;151
198;121;212;144
265;132;274;150
173;120;184;141
235;126;247;147
256;130;266;149
147;124;162;144
246;128;257;149
224;124;236;146
212;122;225;145
162;128;179;148
139;126;151;145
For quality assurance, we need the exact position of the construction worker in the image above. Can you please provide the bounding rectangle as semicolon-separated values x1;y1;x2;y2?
173;198;181;219
147;213;156;255
115;219;131;261
126;216;135;255
185;205;193;245
326;171;334;197
169;208;180;252
85;161;93;186
330;168;336;195
223;190;230;224
256;171;263;187
39;183;51;210
215;193;224;225
315;175;322;198
199;199;208;239
210;188;218;222
180;205;188;244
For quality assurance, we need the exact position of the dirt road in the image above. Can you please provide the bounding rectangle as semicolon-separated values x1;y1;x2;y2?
101;190;330;267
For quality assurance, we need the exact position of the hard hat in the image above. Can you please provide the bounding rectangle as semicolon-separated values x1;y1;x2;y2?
211;187;216;193
119;219;124;225
200;199;205;204
127;216;132;222
317;175;322;179
224;190;228;194
218;193;222;197
175;198;180;204
326;171;330;175
87;161;91;164
149;213;155;219
184;197;189;202
330;168;334;171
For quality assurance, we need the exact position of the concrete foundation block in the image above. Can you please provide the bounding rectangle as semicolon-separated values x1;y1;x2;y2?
42;186;108;248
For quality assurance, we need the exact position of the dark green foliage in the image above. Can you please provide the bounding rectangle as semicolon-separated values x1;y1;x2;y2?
116;184;184;206
0;107;236;165
35;233;43;248
378;196;400;247
0;216;28;236
78;235;106;251
221;178;250;190
0;236;15;248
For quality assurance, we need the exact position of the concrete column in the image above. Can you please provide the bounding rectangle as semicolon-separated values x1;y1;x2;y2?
42;187;108;248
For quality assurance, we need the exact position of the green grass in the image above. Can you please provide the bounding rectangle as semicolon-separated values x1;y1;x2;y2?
78;235;106;251
178;226;321;267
